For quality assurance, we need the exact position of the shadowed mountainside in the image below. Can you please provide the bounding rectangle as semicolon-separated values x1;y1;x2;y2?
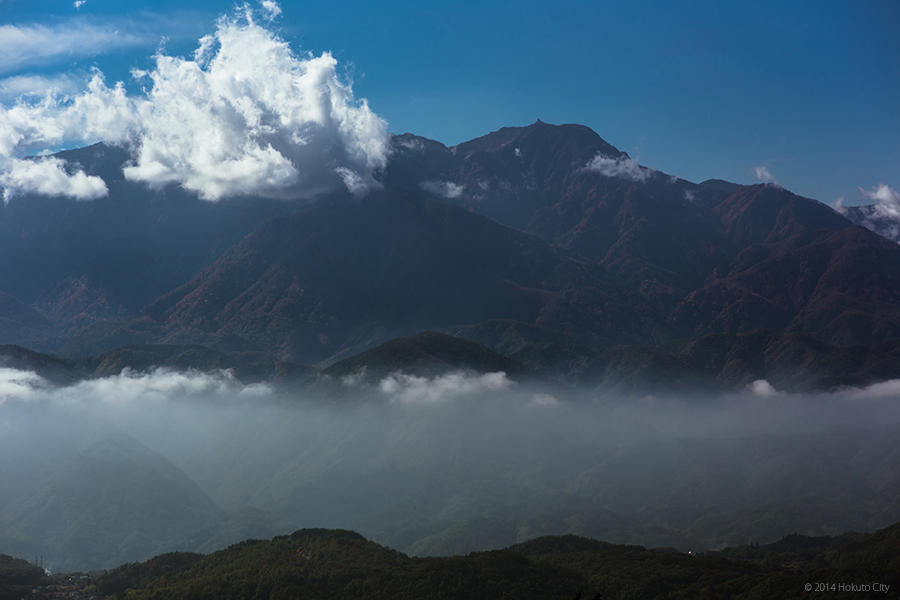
390;122;900;348
0;144;303;349
119;190;658;364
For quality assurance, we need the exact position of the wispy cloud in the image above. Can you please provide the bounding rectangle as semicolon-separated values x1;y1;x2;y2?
396;136;424;152
260;0;282;21
0;22;147;74
421;180;464;199
752;165;779;186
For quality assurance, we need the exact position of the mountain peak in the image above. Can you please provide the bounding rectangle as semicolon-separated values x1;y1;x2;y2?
452;120;623;161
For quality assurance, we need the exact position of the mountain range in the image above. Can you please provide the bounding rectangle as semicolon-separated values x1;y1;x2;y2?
2;120;899;390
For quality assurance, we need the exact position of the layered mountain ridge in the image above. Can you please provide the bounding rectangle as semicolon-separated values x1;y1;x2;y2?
1;121;898;389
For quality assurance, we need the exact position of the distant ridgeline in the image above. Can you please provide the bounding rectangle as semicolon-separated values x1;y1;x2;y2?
3;521;899;600
1;122;900;391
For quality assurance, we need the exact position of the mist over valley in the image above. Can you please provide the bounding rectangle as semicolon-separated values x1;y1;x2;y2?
2;365;900;572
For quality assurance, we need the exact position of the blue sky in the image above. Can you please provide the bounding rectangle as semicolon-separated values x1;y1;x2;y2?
0;0;897;205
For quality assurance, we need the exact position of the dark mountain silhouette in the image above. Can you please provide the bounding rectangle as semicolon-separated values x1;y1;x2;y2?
0;343;312;385
322;331;530;383
0;122;899;387
126;190;658;364
88;344;313;382
0;344;83;383
388;122;900;357
451;318;599;378
393;123;900;341
0;144;303;348
388;121;726;310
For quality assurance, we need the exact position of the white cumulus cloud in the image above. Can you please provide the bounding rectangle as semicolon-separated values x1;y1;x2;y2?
0;22;146;74
0;156;107;202
584;153;652;182
0;2;390;202
0;72;138;201
0;73;82;102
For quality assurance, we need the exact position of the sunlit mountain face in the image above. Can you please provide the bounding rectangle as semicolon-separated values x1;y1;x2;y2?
0;1;899;594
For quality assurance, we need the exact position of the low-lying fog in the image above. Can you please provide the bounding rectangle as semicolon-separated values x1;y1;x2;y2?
1;367;899;572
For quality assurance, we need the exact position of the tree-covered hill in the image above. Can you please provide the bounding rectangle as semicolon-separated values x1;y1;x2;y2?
0;555;45;600
83;521;900;600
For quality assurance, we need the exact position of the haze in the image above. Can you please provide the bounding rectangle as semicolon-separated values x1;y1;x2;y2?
2;367;899;572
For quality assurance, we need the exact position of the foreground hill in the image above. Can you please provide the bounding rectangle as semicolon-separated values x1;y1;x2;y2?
77;520;900;600
0;555;44;600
